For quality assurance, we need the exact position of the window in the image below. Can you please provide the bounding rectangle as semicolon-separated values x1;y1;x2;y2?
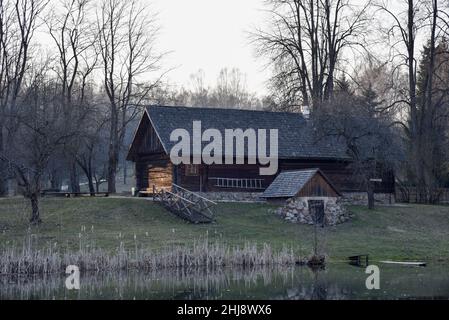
185;165;200;176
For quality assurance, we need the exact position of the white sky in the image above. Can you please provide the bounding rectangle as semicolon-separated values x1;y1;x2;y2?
35;0;415;97
151;0;270;94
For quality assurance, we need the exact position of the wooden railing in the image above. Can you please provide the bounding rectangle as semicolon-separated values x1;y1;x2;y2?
153;185;215;224
172;184;217;218
154;189;196;216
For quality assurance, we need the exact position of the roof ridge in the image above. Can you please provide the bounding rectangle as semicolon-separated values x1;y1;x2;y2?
283;168;320;173
146;105;307;117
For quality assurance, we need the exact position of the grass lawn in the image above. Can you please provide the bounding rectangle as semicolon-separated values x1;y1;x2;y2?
0;197;448;262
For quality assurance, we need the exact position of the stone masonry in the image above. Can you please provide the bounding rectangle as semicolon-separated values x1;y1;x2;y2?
274;197;351;226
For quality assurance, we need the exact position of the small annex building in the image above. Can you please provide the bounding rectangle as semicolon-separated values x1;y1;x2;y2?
262;169;350;226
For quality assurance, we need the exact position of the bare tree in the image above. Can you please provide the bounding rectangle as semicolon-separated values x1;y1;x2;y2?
212;68;256;109
46;0;98;193
316;83;401;209
1;62;73;224
75;105;109;195
155;68;263;110
96;0;163;193
0;0;48;196
252;0;372;110
376;0;449;202
188;69;209;107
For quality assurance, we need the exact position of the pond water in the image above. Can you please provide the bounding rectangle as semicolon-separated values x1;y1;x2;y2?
1;263;448;300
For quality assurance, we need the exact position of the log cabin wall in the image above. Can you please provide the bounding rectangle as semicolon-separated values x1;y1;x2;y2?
174;160;394;194
136;161;150;191
148;160;173;191
135;156;173;192
206;164;277;192
280;159;352;192
176;161;348;193
136;157;394;194
177;164;202;191
279;159;395;194
176;163;277;192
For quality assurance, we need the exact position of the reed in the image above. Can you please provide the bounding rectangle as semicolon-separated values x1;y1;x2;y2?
0;235;305;276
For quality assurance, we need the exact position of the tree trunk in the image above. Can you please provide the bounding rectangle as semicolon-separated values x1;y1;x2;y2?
108;160;117;193
50;170;62;190
95;176;100;193
123;160;127;186
0;129;8;197
0;170;7;196
69;161;80;193
367;181;375;210
79;164;96;196
29;193;42;225
0;176;7;197
87;173;95;196
108;110;119;194
107;142;118;194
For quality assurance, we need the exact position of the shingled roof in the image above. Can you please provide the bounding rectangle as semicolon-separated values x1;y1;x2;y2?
130;105;349;160
262;169;341;198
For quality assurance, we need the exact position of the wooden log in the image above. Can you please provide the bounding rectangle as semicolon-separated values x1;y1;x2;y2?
380;261;427;267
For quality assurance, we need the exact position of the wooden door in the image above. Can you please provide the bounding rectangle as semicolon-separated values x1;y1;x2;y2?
309;200;325;227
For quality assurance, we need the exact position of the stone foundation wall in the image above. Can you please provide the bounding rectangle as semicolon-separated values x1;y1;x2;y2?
198;192;264;202
341;192;395;206
274;197;351;226
197;191;395;206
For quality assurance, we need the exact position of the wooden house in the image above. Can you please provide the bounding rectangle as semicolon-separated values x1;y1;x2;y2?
126;106;395;197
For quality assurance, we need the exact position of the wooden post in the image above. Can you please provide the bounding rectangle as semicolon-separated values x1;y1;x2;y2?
369;179;383;210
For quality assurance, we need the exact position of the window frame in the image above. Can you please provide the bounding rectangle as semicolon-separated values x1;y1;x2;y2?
185;164;200;177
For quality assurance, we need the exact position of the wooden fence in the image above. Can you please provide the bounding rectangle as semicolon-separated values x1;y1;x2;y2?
395;187;449;204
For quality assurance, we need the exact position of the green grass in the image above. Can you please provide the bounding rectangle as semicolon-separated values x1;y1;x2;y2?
0;197;448;262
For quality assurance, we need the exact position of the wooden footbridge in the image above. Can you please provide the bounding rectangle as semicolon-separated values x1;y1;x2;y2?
153;184;216;224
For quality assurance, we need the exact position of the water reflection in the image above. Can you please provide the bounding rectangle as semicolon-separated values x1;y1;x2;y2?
1;264;448;300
